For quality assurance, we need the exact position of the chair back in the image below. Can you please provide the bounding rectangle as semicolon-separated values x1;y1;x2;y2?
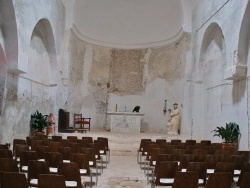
20;151;38;172
237;162;250;186
155;161;178;186
70;153;90;175
1;172;28;188
45;152;63;168
0;149;13;158
38;174;66;188
205;172;232;188
58;162;82;188
172;171;199;188
239;172;250;188
214;162;235;178
0;158;19;172
187;162;207;186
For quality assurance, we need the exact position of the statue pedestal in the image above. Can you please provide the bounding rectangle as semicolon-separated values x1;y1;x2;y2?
107;112;144;134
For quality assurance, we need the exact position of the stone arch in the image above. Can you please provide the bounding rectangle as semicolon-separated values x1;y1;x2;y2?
0;43;6;116
197;22;226;139
238;1;250;68
29;18;57;85
0;0;18;117
199;22;226;75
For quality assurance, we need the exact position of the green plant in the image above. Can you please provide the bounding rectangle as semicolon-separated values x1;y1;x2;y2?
30;110;51;132
212;122;241;143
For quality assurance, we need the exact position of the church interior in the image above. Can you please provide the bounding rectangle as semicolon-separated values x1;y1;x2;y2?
0;0;250;187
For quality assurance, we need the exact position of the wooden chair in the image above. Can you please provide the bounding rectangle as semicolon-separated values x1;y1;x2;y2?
235;162;250;186
187;162;207;187
67;136;78;141
155;139;166;145
239;172;250;188
58;147;72;163
0;144;9;150
31;139;44;151
200;140;211;146
45;152;63;174
227;155;246;176
82;137;93;143
172;171;199;188
94;140;108;168
214;162;235;178
14;144;29;162
13;139;27;154
74;113;91;132
137;139;151;164
79;147;101;177
0;149;13;158
97;137;110;163
50;141;63;152
36;145;50;161
205;155;223;174
179;154;197;171
193;149;207;162
170;139;182;145
52;136;63;142
58;162;86;188
70;153;93;187
1;172;28;188
38;174;66;188
28;160;50;187
152;161;178;187
185;139;196;146
19;151;38;172
0;158;19;172
205;172;232;188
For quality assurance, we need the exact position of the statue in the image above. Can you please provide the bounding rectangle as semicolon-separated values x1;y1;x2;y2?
167;103;181;135
47;113;55;136
166;109;173;132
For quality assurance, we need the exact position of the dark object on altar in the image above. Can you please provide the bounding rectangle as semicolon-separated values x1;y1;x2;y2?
132;106;140;113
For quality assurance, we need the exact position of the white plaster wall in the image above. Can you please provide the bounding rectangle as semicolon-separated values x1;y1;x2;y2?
13;0;65;73
189;0;250;150
73;0;184;48
0;0;67;144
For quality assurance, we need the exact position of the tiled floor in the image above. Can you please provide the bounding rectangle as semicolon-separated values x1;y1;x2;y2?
93;156;150;188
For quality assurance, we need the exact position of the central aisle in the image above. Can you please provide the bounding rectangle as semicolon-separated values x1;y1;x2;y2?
94;156;151;188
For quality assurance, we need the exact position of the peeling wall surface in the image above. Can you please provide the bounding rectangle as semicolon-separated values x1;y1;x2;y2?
0;0;249;151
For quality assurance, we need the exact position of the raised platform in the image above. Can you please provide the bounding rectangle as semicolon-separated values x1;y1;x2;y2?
56;128;194;156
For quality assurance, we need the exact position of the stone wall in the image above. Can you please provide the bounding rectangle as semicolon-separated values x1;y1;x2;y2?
67;31;190;133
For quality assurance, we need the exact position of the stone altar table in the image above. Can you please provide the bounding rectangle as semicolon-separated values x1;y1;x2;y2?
107;112;144;133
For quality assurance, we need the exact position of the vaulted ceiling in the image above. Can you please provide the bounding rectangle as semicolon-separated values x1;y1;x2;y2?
67;0;191;48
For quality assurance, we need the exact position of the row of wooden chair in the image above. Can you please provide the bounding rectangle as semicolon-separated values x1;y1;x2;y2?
0;158;87;188
150;160;250;188
12;136;110;164
137;138;250;187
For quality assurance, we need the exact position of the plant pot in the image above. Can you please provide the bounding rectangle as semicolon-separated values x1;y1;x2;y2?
222;142;237;151
34;131;45;136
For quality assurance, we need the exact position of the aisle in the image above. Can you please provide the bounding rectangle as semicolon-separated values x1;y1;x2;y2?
93;156;151;188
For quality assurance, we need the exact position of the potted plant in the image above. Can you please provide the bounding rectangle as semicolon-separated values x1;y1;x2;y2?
212;122;241;149
30;110;51;135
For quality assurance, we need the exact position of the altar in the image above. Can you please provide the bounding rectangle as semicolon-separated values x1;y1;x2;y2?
107;112;144;133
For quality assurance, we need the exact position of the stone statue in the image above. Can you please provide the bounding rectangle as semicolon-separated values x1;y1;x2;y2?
166;109;173;132
167;103;181;135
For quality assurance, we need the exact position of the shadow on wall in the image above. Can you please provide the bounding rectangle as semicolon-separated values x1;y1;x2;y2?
141;122;149;132
232;80;246;104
